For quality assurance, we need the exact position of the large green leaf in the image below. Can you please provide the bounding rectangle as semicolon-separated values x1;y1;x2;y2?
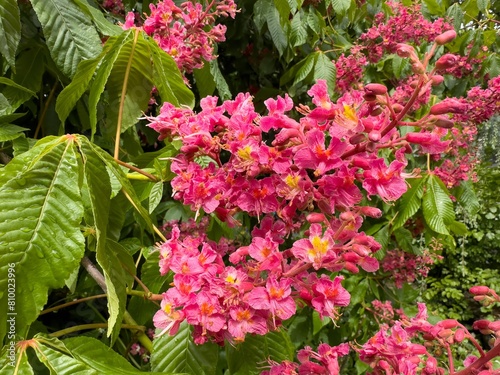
263;0;288;56
313;52;336;95
0;0;21;68
392;176;427;230
151;322;219;374
0;123;28;142
226;330;295;375
148;38;195;108
28;335;170;374
106;30;153;136
29;0;102;78
422;174;455;235
327;0;352;14
72;0;122;36
455;180;480;216
0;136;85;343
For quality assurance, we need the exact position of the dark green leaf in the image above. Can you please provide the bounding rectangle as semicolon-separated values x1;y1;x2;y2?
72;0;122;36
328;0;352;14
264;0;288;56
193;60;216;98
392;176;427;229
209;60;232;101
0;123;29;142
393;227;417;254
455;180;479;216
446;3;463;31
149;181;164;214
422;174;455;235
29;0;102;78
0;136;85;343
313;52;336;95
151;322;219;374
226;330;294;375
0;0;21;68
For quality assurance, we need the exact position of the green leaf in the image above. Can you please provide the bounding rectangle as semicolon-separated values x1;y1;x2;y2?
0;344;33;375
448;220;468;236
193;60;216;98
313;52;336;95
0;78;36;97
0;136;85;343
274;0;291;25
226;330;294;375
106;30;153;135
88;31;131;138
292;54;315;86
455;180;480;216
97;239;135;342
328;0;352;14
392;176;427;229
0;0;21;69
373;224;390;257
264;0;288;56
446;3;464;32
0;123;28;142
148;38;195;108
29;0;102;78
151;322;219;374
289;14;308;47
149;181;164;214
209;60;232;101
56;57;103;125
423;0;445;15
72;0;122;36
393;227;417;254
422;174;455;235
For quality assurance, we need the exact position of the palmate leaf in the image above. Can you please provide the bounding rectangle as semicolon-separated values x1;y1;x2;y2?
0;0;21;68
151;322;219;375
392;176;427;230
29;0;102;78
226;330;295;375
0;136;85;343
0;345;33;375
422;174;455;235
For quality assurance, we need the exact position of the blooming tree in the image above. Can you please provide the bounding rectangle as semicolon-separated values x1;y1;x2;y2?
0;0;499;374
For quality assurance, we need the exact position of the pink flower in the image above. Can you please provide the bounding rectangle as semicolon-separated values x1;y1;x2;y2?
247;277;296;326
236;177;279;217
362;154;408;202
184;291;226;333
291;224;336;269
153;296;185;336
311;275;350;319
228;305;268;342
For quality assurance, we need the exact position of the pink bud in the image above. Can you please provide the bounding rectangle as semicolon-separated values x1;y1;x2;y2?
489;321;500;331
370;106;383;116
430;99;466;115
352;156;370;169
342;252;361;263
344;261;359;274
368;130;381;142
470;286;490;295
437;329;454;338
435;54;458;70
365;83;388;96
431;75;444;86
361;118;375;132
364;93;377;102
396;43;415;58
406;132;432;144
438;319;459;329
392;103;404;113
472;319;490;330
410;344;427;355
366;141;377;152
306;213;326;223
352;244;371;257
273;128;300;145
435;30;457;45
340;211;356;222
349;133;366;145
411;62;425;74
429;115;454;129
454;329;465;342
359;206;382;218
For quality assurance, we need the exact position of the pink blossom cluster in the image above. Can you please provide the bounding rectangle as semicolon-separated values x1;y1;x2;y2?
335;50;367;93
261;343;350;375
381;249;442;289
147;64;461;343
358;303;500;375
358;2;452;62
124;0;237;73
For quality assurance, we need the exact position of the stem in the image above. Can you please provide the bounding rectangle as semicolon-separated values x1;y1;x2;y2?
116;159;159;182
454;342;500;375
80;256;154;352
34;82;58;139
48;323;145;338
126;288;163;301
445;343;455;374
114;28;141;160
40;294;107;315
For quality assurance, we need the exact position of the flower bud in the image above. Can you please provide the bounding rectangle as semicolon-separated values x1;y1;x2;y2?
438;319;459;329
454;328;465;342
435;30;457;45
368;130;381;142
365;83;388;96
472;319;491;331
273;128;300;145
410;344;427;355
396;43;415;58
339;211;356;222
489;321;500;331
364;93;377;102
469;286;490;295
361;118;375;132
343;252;361;263
406;132;432;144
352;244;371;257
435;54;458;70
431;75;444;86
430;99;466;115
392;103;404;113
370;106;383;116
411;62;425;74
306;213;326;223
349;133;366;145
359;206;382;218
365;141;377;152
409;80;419;89
343;261;359;274
429;115;454;129
437;329;454;339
